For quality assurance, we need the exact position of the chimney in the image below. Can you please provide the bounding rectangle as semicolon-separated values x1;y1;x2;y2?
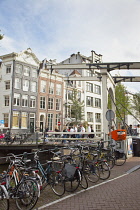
91;50;95;63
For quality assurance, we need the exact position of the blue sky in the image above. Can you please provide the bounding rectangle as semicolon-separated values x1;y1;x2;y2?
0;0;140;93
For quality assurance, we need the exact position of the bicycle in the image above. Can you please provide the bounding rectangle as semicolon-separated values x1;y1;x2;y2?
51;149;88;192
1;153;40;210
0;182;9;210
32;150;65;196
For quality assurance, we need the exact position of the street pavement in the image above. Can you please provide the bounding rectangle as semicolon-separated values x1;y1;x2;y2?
35;156;140;210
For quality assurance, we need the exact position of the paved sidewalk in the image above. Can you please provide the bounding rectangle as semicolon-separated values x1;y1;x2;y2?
35;156;140;210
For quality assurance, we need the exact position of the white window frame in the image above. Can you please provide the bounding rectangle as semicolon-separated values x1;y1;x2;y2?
87;112;93;122
95;85;101;95
15;64;22;74
12;111;19;128
14;93;20;106
15;78;21;89
40;96;46;109
86;96;93;107
21;112;28;129
22;95;28;107
48;98;54;110
24;66;30;76
23;79;29;91
31;81;37;92
40;80;46;93
5;81;10;90
56;98;61;111
32;69;37;78
49;83;54;94
48;113;53;131
95;98;101;108
30;96;36;108
6;65;11;74
3;113;9;127
56;84;62;96
95;113;101;122
4;95;9;106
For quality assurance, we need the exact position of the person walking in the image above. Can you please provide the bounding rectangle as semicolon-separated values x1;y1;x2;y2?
87;124;91;138
137;124;140;137
90;125;95;138
80;124;85;138
127;125;133;136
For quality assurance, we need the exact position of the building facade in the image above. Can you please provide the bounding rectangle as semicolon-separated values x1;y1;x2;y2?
0;48;40;133
37;65;64;132
58;51;103;134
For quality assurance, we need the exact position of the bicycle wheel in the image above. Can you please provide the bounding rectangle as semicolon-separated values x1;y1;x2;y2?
15;178;39;210
85;163;100;183
98;161;110;180
0;185;9;210
80;171;88;189
105;155;115;169
115;152;126;166
65;168;80;192
50;172;65;196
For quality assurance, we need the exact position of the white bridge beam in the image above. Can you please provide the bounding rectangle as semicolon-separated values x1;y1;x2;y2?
63;76;101;81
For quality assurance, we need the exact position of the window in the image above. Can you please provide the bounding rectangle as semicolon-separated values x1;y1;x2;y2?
56;98;61;111
56;84;62;95
24;66;30;76
14;93;20;106
96;125;101;137
48;98;54;110
4;113;9;127
40;96;46;109
95;85;101;94
49;83;54;94
32;69;37;78
87;112;93;122
56;113;61;126
22;95;28;107
15;64;22;74
5;81;10;90
21;112;27;128
86;70;93;77
30;96;36;108
48;113;53;130
15;78;21;89
86;82;93;92
31;81;36;92
78;80;81;87
23;80;29;91
40;80;46;93
4;95;9;106
95;113;101;122
86;96;93;106
68;90;73;100
12;112;19;128
6;65;11;74
95;98;101;108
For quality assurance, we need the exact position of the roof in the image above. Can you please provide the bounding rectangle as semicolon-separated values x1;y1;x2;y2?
69;69;81;76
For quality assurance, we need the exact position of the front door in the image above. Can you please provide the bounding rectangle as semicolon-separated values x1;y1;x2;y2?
30;119;34;133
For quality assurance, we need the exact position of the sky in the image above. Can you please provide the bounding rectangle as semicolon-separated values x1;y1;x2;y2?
0;0;140;93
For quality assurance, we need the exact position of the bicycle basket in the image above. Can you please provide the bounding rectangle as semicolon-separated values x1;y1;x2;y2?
114;150;124;158
63;163;76;180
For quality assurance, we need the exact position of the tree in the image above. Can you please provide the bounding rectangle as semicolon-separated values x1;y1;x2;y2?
65;88;85;124
115;83;131;125
132;92;140;118
0;30;4;40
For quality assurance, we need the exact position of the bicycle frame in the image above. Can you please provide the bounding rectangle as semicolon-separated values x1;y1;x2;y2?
36;159;51;183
